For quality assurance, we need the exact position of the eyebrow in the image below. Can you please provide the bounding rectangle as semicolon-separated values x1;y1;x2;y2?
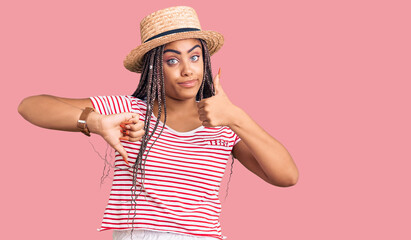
163;45;201;55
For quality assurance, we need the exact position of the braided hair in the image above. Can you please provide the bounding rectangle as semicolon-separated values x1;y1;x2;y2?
127;39;234;230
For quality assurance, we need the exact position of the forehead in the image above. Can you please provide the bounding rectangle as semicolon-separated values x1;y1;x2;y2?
164;38;201;51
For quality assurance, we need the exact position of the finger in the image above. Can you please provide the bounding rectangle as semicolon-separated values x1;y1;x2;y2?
122;120;134;126
131;112;139;118
121;129;130;136
122;129;144;142
120;129;127;135
213;68;221;95
129;121;144;131
127;136;143;142
197;100;205;109
197;105;205;111
120;113;139;124
123;120;140;131
129;114;140;124
122;114;140;130
112;142;130;166
201;120;211;127
128;129;145;138
199;114;208;122
132;114;140;123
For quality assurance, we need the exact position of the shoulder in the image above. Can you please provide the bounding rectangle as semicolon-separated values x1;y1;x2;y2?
91;95;146;105
90;95;146;115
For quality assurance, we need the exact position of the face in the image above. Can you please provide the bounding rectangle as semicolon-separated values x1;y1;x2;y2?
162;38;204;101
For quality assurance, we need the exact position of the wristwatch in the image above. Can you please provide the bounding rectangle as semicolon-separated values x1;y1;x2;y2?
77;107;95;137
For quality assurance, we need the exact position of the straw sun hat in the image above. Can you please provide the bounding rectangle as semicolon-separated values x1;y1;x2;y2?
123;6;224;73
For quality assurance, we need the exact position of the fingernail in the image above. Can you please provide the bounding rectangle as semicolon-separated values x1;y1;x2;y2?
120;124;125;128
218;68;221;78
123;157;130;165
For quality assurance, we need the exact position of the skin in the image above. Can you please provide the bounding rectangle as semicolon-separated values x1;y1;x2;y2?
17;38;299;187
152;39;204;132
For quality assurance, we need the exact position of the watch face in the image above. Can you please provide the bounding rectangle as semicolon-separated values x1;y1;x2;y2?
77;120;86;128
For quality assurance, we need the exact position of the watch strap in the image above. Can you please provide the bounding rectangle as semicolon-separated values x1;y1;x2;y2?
77;107;95;137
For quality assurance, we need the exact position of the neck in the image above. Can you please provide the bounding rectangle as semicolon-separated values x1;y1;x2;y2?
152;96;198;121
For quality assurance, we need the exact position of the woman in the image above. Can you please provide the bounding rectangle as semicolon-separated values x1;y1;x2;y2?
18;6;298;240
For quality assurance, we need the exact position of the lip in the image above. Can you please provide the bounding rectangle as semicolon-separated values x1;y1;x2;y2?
178;79;198;88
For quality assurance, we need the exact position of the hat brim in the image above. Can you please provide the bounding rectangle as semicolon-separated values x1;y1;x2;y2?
123;30;224;73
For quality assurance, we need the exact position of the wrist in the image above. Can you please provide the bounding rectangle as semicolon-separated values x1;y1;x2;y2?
86;111;102;135
227;105;245;129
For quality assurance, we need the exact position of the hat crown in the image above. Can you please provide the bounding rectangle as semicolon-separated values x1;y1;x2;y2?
140;6;202;43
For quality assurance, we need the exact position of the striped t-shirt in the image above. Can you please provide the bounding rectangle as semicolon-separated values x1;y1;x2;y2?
90;95;241;240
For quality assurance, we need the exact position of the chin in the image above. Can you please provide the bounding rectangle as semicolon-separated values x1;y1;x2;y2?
176;92;200;101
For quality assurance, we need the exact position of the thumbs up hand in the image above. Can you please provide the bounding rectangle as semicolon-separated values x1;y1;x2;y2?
197;68;238;128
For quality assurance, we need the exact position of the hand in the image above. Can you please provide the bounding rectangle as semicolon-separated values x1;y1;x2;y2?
88;112;144;166
197;68;238;127
120;118;145;142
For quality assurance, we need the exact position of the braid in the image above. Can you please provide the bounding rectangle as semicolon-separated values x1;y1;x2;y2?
198;39;215;100
127;39;234;233
198;39;235;199
129;45;167;233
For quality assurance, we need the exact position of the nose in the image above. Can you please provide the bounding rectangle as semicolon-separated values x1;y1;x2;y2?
180;60;194;77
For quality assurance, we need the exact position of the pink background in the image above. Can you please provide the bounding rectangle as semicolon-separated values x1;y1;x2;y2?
2;0;410;239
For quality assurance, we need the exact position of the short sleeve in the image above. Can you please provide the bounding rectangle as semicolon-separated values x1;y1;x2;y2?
90;95;134;115
234;132;242;146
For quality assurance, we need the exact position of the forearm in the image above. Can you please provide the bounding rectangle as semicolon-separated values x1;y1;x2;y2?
229;107;299;186
18;94;141;163
18;94;90;132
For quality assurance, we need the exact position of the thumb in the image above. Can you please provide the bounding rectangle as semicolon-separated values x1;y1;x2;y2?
113;142;130;166
213;67;222;95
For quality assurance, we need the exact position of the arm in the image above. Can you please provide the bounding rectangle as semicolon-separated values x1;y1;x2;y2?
197;72;298;187
18;94;143;163
230;107;299;187
18;94;94;132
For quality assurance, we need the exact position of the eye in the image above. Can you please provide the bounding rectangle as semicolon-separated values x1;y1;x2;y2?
166;58;178;65
191;55;200;62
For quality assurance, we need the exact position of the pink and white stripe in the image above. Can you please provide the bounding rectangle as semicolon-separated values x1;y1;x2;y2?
90;96;241;240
